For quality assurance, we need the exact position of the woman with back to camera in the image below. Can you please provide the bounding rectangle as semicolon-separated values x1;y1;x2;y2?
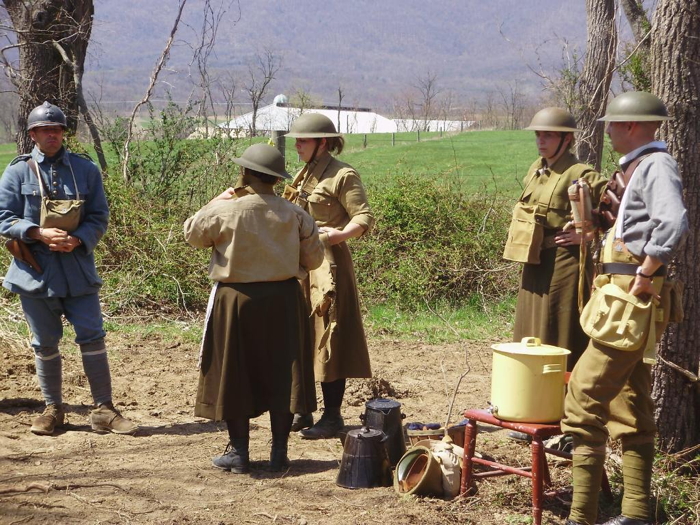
184;143;323;473
284;113;375;439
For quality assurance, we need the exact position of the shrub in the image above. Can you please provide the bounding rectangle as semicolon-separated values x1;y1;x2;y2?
353;172;518;309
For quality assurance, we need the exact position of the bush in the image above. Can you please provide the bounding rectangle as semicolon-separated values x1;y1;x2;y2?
353;172;518;309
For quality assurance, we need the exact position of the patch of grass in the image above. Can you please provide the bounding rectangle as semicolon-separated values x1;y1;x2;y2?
365;296;516;344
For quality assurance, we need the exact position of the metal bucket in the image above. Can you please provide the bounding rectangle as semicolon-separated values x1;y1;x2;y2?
361;398;406;466
336;427;392;489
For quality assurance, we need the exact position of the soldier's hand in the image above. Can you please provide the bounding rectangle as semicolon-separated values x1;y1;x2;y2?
629;275;660;302
33;227;68;245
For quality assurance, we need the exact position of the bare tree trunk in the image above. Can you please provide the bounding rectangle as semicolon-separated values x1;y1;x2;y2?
576;0;617;170
651;0;700;454
3;0;93;154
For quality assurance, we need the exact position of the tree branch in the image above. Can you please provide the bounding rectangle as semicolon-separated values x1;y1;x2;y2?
122;0;188;183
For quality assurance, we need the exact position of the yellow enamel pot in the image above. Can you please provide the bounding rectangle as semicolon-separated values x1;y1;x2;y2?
490;337;571;423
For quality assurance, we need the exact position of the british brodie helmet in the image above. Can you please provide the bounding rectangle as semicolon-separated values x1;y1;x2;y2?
598;91;672;122
524;107;581;132
27;101;68;131
286;113;342;138
232;143;291;180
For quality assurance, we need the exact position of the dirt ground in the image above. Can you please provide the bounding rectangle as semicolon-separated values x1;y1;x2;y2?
1;327;588;525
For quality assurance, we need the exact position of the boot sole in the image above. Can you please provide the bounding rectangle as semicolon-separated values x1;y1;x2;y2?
30;425;62;436
212;463;250;474
30;421;65;436
91;423;138;435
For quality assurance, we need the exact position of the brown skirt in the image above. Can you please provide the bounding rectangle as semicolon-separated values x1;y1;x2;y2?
309;241;372;382
513;245;592;370
194;279;317;420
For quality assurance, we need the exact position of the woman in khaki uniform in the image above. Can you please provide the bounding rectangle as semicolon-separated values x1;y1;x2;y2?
284;113;375;439
504;108;607;369
184;144;323;473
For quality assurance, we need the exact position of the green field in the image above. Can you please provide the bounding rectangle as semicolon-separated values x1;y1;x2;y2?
2;130;535;199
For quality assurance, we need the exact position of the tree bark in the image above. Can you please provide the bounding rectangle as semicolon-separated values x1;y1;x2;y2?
3;0;94;154
576;0;617;170
650;0;700;454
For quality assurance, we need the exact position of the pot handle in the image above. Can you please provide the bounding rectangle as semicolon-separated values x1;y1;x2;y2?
521;336;542;346
542;364;564;374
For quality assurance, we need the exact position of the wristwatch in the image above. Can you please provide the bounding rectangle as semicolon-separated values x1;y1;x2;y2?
636;266;652;279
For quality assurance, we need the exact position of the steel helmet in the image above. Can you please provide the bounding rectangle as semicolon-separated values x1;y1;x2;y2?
286;113;342;138
27;101;68;130
232;143;290;179
598;91;671;122
524;107;581;132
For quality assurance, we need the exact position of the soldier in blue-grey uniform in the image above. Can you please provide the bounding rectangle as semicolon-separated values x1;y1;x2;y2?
0;101;138;436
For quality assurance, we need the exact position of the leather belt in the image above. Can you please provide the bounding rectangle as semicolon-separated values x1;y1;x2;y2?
598;263;667;276
541;230;562;250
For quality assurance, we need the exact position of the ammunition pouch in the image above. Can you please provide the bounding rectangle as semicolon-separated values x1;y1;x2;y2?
503;201;545;264
580;274;653;351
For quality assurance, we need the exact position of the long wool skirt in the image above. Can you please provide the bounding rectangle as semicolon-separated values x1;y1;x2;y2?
194;279;317;421
309;241;372;383
513;245;592;370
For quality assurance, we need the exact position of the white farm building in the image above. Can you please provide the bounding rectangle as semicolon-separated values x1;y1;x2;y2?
220;96;397;136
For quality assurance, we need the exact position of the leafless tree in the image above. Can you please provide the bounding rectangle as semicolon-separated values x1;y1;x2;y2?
245;48;281;136
122;0;188;182
186;0;239;138
496;81;527;130
650;0;700;454
337;84;345;132
413;70;440;131
1;0;106;170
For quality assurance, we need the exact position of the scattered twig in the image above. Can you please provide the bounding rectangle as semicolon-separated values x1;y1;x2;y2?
252;512;278;522
8;516;33;525
0;482;126;496
331;495;364;507
423;298;460;337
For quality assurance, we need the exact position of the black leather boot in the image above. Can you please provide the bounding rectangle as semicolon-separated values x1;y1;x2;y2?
212;438;250;474
299;408;344;440
269;435;290;471
291;413;313;432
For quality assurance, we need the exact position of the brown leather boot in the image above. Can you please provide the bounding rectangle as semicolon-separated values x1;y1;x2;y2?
30;404;65;435
90;403;138;435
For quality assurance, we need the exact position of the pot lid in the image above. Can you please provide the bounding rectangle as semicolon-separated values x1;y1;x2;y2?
366;398;401;410
491;337;571;356
347;427;386;441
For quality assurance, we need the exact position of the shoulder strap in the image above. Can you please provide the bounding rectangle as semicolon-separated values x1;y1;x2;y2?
620;147;667;185
27;159;48;198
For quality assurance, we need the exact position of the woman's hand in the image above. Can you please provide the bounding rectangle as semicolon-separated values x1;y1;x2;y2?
555;228;582;246
210;187;236;203
319;223;366;245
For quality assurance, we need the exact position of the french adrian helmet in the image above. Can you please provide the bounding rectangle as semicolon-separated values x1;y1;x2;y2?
598;91;672;122
232;143;290;179
525;107;581;132
27;101;68;130
286;113;342;138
